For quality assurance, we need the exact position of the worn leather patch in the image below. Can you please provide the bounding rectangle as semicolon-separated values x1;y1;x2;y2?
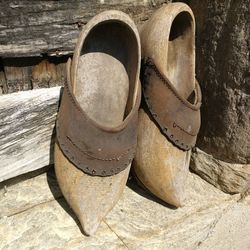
141;58;202;150
56;66;141;177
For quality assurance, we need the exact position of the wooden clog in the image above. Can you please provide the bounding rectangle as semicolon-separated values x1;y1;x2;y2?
54;11;141;235
134;3;202;207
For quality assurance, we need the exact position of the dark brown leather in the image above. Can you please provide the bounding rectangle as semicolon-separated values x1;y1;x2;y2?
141;58;202;150
56;61;141;177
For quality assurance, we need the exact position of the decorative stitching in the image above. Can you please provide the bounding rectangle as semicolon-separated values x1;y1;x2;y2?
141;60;201;150
173;122;197;137
143;58;200;111
58;72;137;176
143;97;192;150
66;135;135;162
64;83;82;113
144;95;197;137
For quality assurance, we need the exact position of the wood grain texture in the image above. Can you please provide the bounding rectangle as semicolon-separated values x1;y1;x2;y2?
1;57;68;94
0;0;167;57
0;87;61;182
0;60;7;94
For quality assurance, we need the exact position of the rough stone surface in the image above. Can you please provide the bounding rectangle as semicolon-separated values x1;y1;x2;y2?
0;169;61;218
189;0;250;164
0;200;126;250
198;202;250;250
191;148;250;194
1;168;250;249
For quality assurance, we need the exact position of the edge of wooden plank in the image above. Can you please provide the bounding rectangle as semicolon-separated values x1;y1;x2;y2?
0;87;61;182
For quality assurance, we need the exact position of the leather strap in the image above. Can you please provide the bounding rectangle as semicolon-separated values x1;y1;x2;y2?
56;60;141;177
141;58;202;150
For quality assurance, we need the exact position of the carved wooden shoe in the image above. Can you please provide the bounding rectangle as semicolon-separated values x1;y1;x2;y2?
54;11;141;236
133;3;202;207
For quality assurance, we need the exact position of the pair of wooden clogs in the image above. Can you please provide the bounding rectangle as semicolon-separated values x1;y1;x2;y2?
54;3;201;236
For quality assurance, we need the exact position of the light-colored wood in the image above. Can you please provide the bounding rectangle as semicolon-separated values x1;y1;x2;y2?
1;58;67;94
134;3;196;207
0;0;167;57
54;11;141;235
0;87;61;182
134;109;191;207
0;70;7;95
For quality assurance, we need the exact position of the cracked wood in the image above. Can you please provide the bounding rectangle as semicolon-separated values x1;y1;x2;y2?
0;87;61;182
0;0;167;57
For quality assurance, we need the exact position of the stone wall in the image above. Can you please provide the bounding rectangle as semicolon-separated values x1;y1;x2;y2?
189;0;250;164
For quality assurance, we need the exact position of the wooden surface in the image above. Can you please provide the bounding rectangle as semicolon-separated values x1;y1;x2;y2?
0;0;167;57
0;87;61;182
0;58;67;94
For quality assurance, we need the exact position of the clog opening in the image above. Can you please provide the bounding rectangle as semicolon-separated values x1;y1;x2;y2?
167;11;195;100
169;12;192;41
81;21;139;119
73;20;139;129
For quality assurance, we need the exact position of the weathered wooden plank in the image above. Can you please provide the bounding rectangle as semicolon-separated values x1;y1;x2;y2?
3;61;32;93
0;87;61;182
0;59;7;95
1;57;68;94
0;0;168;57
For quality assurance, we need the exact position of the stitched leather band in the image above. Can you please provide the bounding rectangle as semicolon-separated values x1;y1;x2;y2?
56;62;141;177
142;58;202;150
